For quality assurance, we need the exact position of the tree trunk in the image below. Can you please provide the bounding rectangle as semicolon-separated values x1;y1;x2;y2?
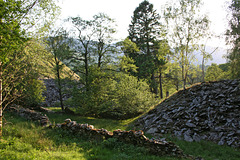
0;62;2;139
182;64;186;90
166;91;169;97
56;64;64;111
85;51;89;91
151;72;158;95
98;55;102;68
202;57;205;82
159;69;163;99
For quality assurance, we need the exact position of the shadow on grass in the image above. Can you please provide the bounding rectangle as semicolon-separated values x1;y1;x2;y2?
2;112;181;160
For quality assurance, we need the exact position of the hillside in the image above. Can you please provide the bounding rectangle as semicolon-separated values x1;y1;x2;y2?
135;79;240;148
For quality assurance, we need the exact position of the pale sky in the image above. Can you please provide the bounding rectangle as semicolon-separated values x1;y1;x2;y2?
57;0;231;48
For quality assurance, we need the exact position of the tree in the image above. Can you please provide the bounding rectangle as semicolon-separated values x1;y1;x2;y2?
118;38;140;74
156;40;171;98
187;64;202;85
164;0;209;89
0;0;27;139
0;0;59;139
47;29;73;111
226;0;240;78
205;63;224;81
128;0;165;94
91;13;116;68
68;13;117;91
200;45;217;82
166;62;182;91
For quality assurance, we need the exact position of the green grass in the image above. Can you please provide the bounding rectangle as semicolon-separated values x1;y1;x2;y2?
164;135;240;160
46;108;140;132
1;112;240;160
1;112;181;160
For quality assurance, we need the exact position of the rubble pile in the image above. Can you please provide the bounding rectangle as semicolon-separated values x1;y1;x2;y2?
52;118;187;158
135;79;240;147
8;105;50;126
42;79;71;107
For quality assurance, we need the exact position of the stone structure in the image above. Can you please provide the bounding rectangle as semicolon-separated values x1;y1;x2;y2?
134;79;240;148
7;105;51;126
52;118;189;158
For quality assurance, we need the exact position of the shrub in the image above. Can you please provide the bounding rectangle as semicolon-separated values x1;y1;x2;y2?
22;79;46;107
71;71;157;119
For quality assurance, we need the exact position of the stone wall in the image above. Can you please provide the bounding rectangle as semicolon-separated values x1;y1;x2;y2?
134;79;240;148
7;105;51;126
52;118;189;158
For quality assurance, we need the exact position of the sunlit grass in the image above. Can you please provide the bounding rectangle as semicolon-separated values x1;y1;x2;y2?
2;112;239;160
1;112;179;160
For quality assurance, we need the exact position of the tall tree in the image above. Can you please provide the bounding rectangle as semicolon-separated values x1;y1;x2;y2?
128;0;165;94
200;44;218;82
164;0;209;89
226;0;240;78
47;29;73;111
156;40;170;98
91;13;116;68
0;0;27;140
0;0;59;139
69;13;116;91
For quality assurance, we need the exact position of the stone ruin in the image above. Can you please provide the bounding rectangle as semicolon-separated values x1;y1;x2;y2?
52;118;190;159
7;105;51;126
134;79;240;148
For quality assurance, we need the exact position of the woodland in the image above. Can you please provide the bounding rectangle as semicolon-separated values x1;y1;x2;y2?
0;0;240;159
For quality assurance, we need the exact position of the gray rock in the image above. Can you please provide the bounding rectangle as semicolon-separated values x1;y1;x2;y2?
184;134;193;142
146;128;158;134
186;121;196;128
134;79;240;148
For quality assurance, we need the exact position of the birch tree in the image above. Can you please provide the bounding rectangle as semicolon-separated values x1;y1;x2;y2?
164;0;209;89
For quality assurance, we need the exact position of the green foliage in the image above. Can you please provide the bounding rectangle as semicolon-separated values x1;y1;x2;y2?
205;63;226;81
128;0;163;54
119;55;138;73
70;70;157;119
128;0;166;94
226;0;240;78
120;38;140;59
0;0;27;63
164;0;209;89
22;79;46;108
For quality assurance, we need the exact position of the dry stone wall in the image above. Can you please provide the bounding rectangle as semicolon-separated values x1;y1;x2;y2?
135;79;240;148
7;105;51;126
52;118;189;158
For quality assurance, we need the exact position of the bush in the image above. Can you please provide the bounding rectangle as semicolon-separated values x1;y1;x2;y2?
71;71;157;119
22;79;46;107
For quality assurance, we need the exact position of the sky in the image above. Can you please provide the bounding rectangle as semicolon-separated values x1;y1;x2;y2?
56;0;231;49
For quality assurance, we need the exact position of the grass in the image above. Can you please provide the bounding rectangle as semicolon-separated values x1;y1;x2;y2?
1;111;240;160
1;112;181;160
46;107;141;131
165;135;240;160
